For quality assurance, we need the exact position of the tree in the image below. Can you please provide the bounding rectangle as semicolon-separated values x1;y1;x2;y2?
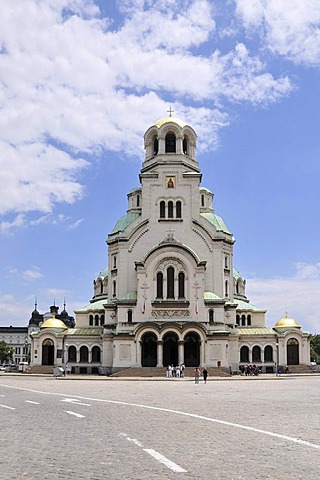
0;340;14;363
310;335;320;364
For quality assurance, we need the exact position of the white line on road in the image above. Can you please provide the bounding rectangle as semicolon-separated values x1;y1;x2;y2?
2;384;320;451
61;398;91;406
25;400;40;404
121;433;187;473
0;404;15;410
65;410;85;418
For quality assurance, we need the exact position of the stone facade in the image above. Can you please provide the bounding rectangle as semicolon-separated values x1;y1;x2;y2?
29;116;310;374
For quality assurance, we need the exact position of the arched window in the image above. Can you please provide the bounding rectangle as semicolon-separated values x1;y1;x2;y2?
225;256;229;269
178;272;185;298
156;272;163;299
127;310;133;323
264;345;273;362
168;201;174;218
80;346;89;363
247;314;251;326
165;133;176;153
201;194;205;207
92;346;101;363
209;309;214;324
241;314;246;326
183;137;188;154
89;315;93;326
153;137;158;155
236;314;240;326
113;256;117;268
100;315;104;326
67;345;76;363
240;346;249;363
100;282;103;294
225;280;229;297
95;315;99;326
252;345;261;362
176;201;182;218
160;201;165;218
113;280;116;298
137;194;140;207
167;266;175;299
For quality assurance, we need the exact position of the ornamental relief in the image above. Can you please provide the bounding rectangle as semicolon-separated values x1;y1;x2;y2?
151;310;190;318
156;257;185;271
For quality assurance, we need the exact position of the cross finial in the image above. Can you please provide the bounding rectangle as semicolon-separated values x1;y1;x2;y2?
167;105;174;117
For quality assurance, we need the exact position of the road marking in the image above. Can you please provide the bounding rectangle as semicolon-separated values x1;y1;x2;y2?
61;398;91;406
65;410;85;418
121;433;187;473
25;400;40;405
0;404;15;410
2;384;320;451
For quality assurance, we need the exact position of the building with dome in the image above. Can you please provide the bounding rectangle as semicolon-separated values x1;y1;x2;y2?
29;115;311;374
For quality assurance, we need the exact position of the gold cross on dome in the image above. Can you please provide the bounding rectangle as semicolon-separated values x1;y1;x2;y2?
167;105;174;117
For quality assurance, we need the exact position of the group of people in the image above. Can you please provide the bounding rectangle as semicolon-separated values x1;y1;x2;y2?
166;364;185;378
239;364;261;376
166;365;209;383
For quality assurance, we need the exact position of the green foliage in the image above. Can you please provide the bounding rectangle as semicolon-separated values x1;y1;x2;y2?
0;340;14;362
310;335;320;363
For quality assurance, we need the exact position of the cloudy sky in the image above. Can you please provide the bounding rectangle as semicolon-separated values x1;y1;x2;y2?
1;0;320;333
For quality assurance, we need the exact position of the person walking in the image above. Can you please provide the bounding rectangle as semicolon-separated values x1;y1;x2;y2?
202;367;208;384
194;367;200;384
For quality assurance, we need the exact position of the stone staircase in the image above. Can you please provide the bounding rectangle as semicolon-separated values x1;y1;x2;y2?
28;365;54;375
111;366;231;378
282;364;314;374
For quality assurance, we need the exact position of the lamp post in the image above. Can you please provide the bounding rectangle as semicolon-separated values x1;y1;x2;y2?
24;338;30;364
275;342;279;376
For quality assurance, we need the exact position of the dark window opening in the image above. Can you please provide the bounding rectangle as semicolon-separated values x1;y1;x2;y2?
178;272;185;298
160;201;165;218
165;133;176;153
209;309;214;324
168;201;174;218
157;272;163;299
127;310;133;323
153;137;158;155
183;137;188;154
167;266;175;299
176;201;182;218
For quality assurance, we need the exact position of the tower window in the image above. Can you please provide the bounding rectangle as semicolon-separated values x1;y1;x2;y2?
209;309;214;324
225;280;229;297
201;194;205;207
176;201;182;218
156;272;163;299
178;272;185;298
127;310;133;323
168;201;174;218
89;315;93;326
137;194;140;207
165;133;176;153
183;137;188;154
160;201;165;218
153;137;158;155
167;266;175;299
113;280;116;298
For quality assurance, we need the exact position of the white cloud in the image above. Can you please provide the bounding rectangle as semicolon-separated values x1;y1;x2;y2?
235;0;320;66
246;262;320;334
7;266;43;281
0;214;26;234
0;0;292;223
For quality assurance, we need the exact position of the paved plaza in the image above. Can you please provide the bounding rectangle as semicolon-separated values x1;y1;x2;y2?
0;374;319;479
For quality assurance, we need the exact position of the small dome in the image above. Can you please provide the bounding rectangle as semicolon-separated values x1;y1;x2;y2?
155;116;187;128
274;314;301;330
41;317;67;330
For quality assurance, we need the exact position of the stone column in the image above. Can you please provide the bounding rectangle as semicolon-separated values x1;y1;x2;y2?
157;341;163;367
178;341;184;365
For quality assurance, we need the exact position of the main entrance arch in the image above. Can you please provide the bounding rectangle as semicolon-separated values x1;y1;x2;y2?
163;332;178;367
42;338;54;365
184;332;200;367
287;338;299;365
141;333;157;367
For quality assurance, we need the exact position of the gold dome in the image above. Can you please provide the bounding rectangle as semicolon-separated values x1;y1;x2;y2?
41;317;67;330
274;314;301;329
155;116;187;128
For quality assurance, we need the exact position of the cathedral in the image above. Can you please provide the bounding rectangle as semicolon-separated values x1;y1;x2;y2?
29;115;311;374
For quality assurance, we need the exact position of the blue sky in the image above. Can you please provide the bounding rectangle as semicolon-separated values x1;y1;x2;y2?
1;0;320;332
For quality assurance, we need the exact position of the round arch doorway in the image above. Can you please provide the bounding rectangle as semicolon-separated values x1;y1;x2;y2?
287;338;299;365
184;332;200;367
141;333;157;367
163;332;178;367
42;338;54;365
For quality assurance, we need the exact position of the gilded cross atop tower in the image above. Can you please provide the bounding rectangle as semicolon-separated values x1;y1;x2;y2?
167;105;174;117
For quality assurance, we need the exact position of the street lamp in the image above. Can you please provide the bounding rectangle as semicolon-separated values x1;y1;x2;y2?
275;342;279;376
24;339;30;364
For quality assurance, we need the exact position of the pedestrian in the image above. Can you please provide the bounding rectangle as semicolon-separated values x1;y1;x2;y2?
180;363;185;378
194;367;200;384
202;367;208;384
176;365;180;378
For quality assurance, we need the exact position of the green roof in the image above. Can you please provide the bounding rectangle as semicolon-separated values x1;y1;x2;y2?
235;299;266;312
120;291;137;300
65;327;104;336
97;266;108;280
236;327;276;336
111;212;141;234
76;299;106;312
128;187;141;195
200;212;231;234
233;268;242;280
204;291;223;300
